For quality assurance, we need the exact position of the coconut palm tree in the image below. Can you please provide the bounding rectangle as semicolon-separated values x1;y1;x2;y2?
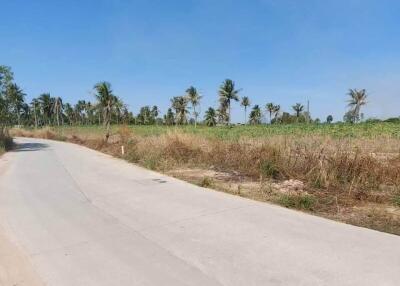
94;81;117;142
151;105;159;124
240;96;250;124
113;97;125;125
53;97;63;126
273;104;281;122
31;98;40;128
171;96;189;125
249;105;262;125
292;103;304;118
38;93;54;125
218;79;240;124
204;107;217;126
347;89;367;123
64;103;74;125
164;108;175;125
186;86;202;127
6;83;25;126
266;103;274;124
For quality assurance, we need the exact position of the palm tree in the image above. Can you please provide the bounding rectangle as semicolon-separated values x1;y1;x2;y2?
31;98;40;128
113;97;125;124
204;107;217;126
53;97;63;126
249;105;262;125
273;104;280;122
164;108;175;125
74;100;87;125
94;82;117;142
6;83;25;126
347;89;367;123
218;79;240;124
38;93;53;125
240;96;250;124
64;103;74;125
186;86;202;127
151;105;159;124
85;101;94;125
171;96;189;125
292;103;304;118
326;115;333;124
266;103;274;124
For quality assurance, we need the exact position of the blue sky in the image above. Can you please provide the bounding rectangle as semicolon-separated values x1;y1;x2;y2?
1;0;399;122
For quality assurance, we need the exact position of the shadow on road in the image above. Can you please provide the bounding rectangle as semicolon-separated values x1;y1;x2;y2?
12;142;49;152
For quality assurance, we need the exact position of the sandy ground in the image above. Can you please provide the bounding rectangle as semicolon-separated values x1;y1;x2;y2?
0;226;43;286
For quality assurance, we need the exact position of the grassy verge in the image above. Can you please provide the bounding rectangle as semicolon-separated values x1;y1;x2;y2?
11;124;400;235
0;130;13;155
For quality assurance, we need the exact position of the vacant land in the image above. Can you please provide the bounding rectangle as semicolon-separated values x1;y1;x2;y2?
12;123;400;234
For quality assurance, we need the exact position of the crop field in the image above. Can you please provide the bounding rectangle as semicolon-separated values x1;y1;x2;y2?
53;122;400;139
12;122;400;235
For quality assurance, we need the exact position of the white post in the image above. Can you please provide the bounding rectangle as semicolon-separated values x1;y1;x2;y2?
121;145;125;156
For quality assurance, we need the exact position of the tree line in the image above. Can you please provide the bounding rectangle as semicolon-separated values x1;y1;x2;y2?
1;64;373;137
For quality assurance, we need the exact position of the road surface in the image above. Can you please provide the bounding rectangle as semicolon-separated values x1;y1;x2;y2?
0;137;399;286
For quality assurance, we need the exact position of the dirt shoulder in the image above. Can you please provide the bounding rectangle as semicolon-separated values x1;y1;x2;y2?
0;226;43;286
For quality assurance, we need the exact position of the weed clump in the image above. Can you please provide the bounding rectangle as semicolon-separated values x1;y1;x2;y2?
277;193;316;211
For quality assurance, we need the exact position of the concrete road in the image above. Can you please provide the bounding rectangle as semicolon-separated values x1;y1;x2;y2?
0;137;399;286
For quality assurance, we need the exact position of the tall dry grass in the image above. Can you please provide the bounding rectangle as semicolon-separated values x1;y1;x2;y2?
0;128;13;154
11;126;400;203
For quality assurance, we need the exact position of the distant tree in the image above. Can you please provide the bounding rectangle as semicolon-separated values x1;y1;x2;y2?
216;102;229;124
343;110;356;124
53;97;63;126
74;100;87;125
218;79;240;124
266;103;274;124
0;66;14;130
113;97;125;124
151;105;159;124
0;66;13;94
240;96;250;124
347;89;367;123
204;107;217;126
326;115;333;124
64;103;74;125
273;104;281;122
249;105;262;125
31;98;40;128
292;103;304;118
164;108;175;125
94;82;117;142
38;93;54;125
186;86;202;127
171;96;189;125
137;106;152;125
85;101;95;125
5;83;25;126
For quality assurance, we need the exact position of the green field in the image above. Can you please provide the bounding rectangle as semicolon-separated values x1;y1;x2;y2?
54;122;400;140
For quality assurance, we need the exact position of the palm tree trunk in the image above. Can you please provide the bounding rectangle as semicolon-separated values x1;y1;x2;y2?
194;106;197;128
244;107;247;125
56;109;60;126
228;101;231;125
34;108;38;129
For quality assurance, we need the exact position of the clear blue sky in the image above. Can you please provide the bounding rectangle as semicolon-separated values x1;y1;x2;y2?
1;0;399;122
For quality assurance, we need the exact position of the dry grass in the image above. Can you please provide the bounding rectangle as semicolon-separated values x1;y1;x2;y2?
11;126;400;235
0;129;13;155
